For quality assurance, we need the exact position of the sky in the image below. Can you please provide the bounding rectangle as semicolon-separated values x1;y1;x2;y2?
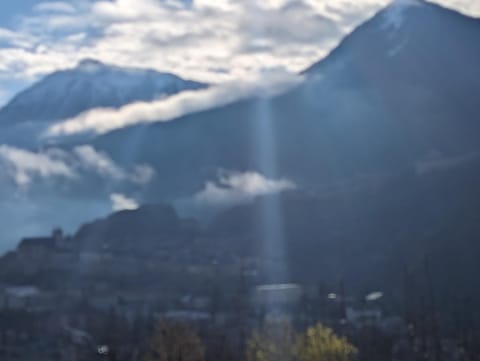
0;0;480;106
0;0;480;248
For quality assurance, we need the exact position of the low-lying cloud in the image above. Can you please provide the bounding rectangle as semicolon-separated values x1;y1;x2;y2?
110;193;139;212
46;70;302;136
0;144;154;189
0;145;75;187
195;171;296;205
73;145;125;180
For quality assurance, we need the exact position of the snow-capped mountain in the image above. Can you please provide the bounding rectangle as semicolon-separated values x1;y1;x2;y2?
0;59;207;126
1;0;480;306
88;0;480;200
306;0;480;89
2;0;480;291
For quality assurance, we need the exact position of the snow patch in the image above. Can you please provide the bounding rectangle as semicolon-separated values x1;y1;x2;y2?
383;0;422;30
0;58;207;135
388;37;408;56
382;0;422;57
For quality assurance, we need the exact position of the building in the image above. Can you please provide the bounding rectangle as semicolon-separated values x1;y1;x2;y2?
253;284;303;310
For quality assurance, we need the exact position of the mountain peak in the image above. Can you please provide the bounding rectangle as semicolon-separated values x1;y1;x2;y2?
382;0;424;30
76;58;106;72
0;60;207;133
304;0;480;76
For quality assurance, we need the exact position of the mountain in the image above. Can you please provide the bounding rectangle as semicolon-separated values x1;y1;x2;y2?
305;0;480;153
3;0;480;295
75;1;480;298
89;1;480;200
0;59;207;146
73;203;199;254
3;163;479;306
206;164;480;292
0;59;207;124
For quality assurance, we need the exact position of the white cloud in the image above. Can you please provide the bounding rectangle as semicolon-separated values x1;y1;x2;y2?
195;171;295;204
0;0;386;94
0;144;155;189
0;145;75;187
110;193;139;211
47;69;302;136
0;0;477;101
73;145;125;180
436;0;480;17
73;145;155;184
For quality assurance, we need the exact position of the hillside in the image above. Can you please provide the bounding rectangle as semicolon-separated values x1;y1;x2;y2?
89;1;480;201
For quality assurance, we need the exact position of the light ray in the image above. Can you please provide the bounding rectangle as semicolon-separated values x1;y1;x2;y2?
253;95;289;285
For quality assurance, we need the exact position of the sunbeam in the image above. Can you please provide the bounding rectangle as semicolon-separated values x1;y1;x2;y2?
253;95;289;286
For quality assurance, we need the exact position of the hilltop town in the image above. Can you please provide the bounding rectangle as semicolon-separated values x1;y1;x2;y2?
0;201;475;361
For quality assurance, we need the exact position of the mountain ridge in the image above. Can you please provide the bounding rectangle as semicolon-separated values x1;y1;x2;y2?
84;0;480;202
0;59;207;124
2;1;480;263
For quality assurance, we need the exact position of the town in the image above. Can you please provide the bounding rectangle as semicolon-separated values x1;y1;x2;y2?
0;203;476;361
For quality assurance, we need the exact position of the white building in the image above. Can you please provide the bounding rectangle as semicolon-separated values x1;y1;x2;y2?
253;284;303;309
